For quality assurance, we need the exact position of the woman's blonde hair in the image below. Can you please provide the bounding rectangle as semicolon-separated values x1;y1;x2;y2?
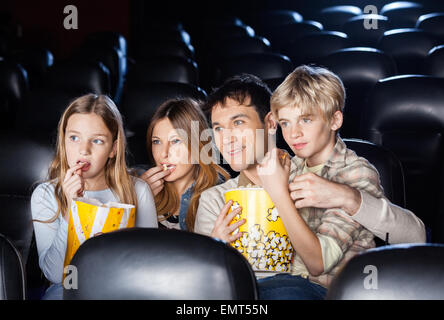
146;98;229;231
271;65;345;124
37;94;137;223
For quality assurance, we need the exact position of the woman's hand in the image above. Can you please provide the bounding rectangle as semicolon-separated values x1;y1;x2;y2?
211;200;246;243
140;166;171;196
62;162;85;220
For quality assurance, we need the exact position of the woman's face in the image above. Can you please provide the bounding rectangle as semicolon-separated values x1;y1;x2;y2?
151;118;194;183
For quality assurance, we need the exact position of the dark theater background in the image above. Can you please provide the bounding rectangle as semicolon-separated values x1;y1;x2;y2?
1;0;444;301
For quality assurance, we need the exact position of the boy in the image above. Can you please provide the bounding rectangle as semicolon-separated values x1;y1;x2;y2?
194;72;425;299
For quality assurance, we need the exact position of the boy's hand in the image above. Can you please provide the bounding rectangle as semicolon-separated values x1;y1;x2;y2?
289;172;361;214
62;163;85;220
140;166;171;196
257;148;291;199
211;200;245;243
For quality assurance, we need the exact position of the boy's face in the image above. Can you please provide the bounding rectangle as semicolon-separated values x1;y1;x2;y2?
277;106;342;167
211;97;268;172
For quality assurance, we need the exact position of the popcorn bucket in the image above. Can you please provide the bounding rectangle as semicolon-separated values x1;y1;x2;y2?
224;188;293;272
64;198;136;268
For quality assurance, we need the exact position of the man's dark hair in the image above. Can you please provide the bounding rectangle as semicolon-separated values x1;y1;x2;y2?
203;74;272;123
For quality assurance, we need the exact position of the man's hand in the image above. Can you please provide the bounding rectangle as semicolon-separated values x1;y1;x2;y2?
211;200;246;243
289;172;362;215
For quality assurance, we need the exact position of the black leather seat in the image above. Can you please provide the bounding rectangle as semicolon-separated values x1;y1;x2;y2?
9;48;54;88
378;28;438;74
283;31;351;67
249;9;303;33
343;139;406;208
343;14;389;47
45;60;111;95
210;35;272;58
318;47;397;138
424;45;444;77
127;56;199;86
380;1;428;29
121;82;207;165
63;228;258;300
262;21;323;51
327;244;444;299
0;233;26;300
316;5;362;31
360;75;444;242
0;61;28;132
416;12;444;41
214;53;293;87
135;39;195;60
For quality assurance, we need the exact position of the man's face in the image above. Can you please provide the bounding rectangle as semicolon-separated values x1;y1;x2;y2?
211;97;267;172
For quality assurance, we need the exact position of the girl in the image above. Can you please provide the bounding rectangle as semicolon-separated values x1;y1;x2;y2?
140;98;229;231
31;94;158;300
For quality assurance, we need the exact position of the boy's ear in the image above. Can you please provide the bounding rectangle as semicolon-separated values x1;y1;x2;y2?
264;112;277;135
109;140;118;159
330;111;343;132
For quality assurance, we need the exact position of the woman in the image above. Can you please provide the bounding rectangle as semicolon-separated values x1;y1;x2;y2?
140;98;229;231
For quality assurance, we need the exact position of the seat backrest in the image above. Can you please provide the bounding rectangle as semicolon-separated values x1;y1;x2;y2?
0;134;53;196
215;53;293;87
327;244;444;299
262;21;323;50
424;44;444;77
0;233;26;300
0;195;33;265
135;40;195;60
380;1;428;29
283;31;350;66
63;228;258;300
317;5;362;31
127;57;199;86
318;47;397;138
360;75;444;241
343;14;389;47
378;28;439;74
209;36;272;59
343;139;406;207
416;12;444;41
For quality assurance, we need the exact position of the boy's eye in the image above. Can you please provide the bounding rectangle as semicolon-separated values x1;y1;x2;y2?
302;118;312;124
280;121;289;128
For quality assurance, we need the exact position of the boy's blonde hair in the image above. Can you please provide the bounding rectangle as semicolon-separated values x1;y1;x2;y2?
271;65;345;123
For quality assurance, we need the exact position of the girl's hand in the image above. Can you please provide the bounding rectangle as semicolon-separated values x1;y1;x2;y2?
62;162;85;220
257;148;291;199
211;200;246;243
140;166;171;196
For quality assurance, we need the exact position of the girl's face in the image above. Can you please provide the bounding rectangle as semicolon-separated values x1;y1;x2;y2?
151;118;194;183
65;113;117;186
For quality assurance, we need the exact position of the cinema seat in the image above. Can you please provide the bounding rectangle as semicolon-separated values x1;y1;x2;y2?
327;244;444;299
318;47;397;138
416;12;444;41
0;233;26;300
63;228;258;300
343;14;389;47
380;1;428;29
424;45;444;77
316;5;362;31
378;28;438;74
360;75;444;242
263;21;323;51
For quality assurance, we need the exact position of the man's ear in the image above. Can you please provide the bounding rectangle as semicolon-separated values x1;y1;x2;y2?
330;111;343;132
264;112;278;135
109;140;118;159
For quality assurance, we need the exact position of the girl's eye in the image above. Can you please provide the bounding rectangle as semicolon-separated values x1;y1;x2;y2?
152;139;161;145
171;138;181;145
280;121;289;128
69;135;79;142
93;139;104;145
302;118;312;124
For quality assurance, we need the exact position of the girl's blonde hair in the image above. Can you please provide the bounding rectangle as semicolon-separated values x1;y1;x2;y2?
38;94;137;223
146;98;229;231
271;65;345;124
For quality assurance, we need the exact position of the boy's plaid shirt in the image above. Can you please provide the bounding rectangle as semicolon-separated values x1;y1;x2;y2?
288;137;383;288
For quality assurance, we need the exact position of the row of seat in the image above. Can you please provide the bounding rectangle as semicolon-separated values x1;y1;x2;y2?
2;227;444;300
